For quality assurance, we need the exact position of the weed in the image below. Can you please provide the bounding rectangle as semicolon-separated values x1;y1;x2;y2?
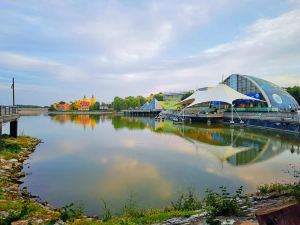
171;190;201;211
102;201;112;222
60;203;83;222
204;186;250;224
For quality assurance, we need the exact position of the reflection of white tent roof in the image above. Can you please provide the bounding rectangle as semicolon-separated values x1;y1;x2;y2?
178;83;262;108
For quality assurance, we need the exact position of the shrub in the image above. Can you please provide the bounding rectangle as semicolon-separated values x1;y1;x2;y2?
257;183;293;195
171;190;201;211
0;200;34;225
60;203;83;222
204;186;250;224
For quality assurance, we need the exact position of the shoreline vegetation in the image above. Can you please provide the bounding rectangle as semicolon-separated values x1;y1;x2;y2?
0;135;299;225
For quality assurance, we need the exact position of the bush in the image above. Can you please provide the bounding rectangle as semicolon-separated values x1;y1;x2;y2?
60;203;83;222
257;183;293;195
171;190;201;211
0;200;34;225
204;186;250;224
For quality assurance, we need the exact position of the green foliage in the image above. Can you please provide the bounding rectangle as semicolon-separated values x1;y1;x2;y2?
171;190;201;211
0;135;35;159
204;186;250;224
90;101;100;111
286;86;300;104
0;200;35;225
152;93;164;101
60;203;83;222
102;201;112;222
257;183;294;195
48;104;57;111
288;165;300;200
181;91;194;100
112;96;146;111
123;195;145;218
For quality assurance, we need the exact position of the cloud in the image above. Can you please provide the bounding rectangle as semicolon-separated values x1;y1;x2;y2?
0;1;300;104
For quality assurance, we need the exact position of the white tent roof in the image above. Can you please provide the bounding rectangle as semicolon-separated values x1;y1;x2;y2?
178;83;262;108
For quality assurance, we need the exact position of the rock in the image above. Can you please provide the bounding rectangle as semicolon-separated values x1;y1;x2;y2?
35;219;44;224
222;219;235;225
15;172;26;178
54;220;65;225
8;159;18;163
2;165;12;170
0;211;9;218
11;220;28;225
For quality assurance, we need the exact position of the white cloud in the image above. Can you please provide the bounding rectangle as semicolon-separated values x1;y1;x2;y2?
0;1;300;104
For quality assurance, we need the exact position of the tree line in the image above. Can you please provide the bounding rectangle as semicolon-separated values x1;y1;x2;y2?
112;93;164;111
286;86;300;105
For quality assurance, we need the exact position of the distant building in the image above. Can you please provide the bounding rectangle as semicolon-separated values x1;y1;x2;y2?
53;95;97;111
223;74;299;110
54;102;71;111
80;96;90;111
79;95;97;111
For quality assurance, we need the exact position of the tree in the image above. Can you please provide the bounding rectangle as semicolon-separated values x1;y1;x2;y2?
181;91;194;100
49;104;57;111
287;86;300;105
90;101;100;111
153;92;164;101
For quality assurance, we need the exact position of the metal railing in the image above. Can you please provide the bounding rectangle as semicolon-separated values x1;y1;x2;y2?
0;106;18;116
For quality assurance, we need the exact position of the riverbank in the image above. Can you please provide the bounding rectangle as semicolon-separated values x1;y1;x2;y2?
0;135;299;225
0;135;60;224
48;111;113;115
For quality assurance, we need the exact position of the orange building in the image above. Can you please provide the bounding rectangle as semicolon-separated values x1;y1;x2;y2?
54;102;71;111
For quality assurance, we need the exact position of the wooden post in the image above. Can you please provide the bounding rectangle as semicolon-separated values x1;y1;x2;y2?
10;120;18;138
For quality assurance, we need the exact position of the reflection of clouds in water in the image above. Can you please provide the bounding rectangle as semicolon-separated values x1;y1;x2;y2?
90;156;172;202
20;115;300;214
122;138;139;149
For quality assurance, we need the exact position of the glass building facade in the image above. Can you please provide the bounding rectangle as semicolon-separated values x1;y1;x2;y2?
224;74;299;110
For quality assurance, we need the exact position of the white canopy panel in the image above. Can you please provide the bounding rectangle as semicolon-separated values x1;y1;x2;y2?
178;83;262;108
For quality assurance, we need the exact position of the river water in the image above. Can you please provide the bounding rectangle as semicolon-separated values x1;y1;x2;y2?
5;114;299;216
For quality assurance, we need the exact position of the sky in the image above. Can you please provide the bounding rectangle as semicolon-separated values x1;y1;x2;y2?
0;0;300;106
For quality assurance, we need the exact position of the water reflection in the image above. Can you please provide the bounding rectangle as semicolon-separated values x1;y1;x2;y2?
49;114;107;129
108;116;300;167
19;115;300;216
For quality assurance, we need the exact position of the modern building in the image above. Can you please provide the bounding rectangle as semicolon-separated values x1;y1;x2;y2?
140;98;163;111
223;74;299;110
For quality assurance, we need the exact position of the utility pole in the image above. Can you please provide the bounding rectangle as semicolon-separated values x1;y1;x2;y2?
12;77;15;106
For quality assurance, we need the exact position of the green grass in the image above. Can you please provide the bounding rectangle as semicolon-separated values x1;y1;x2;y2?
159;101;181;110
257;183;295;195
0;135;38;160
68;209;199;225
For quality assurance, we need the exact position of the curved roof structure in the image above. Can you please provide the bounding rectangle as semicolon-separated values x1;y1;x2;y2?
178;83;262;108
224;74;299;109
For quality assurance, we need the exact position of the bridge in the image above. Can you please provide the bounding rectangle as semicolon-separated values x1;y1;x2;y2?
0;106;19;138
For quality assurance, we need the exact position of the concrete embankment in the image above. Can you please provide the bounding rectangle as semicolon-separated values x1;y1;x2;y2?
18;108;49;116
224;111;300;133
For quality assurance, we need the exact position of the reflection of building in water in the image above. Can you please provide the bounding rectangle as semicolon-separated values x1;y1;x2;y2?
50;114;100;129
111;117;300;167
